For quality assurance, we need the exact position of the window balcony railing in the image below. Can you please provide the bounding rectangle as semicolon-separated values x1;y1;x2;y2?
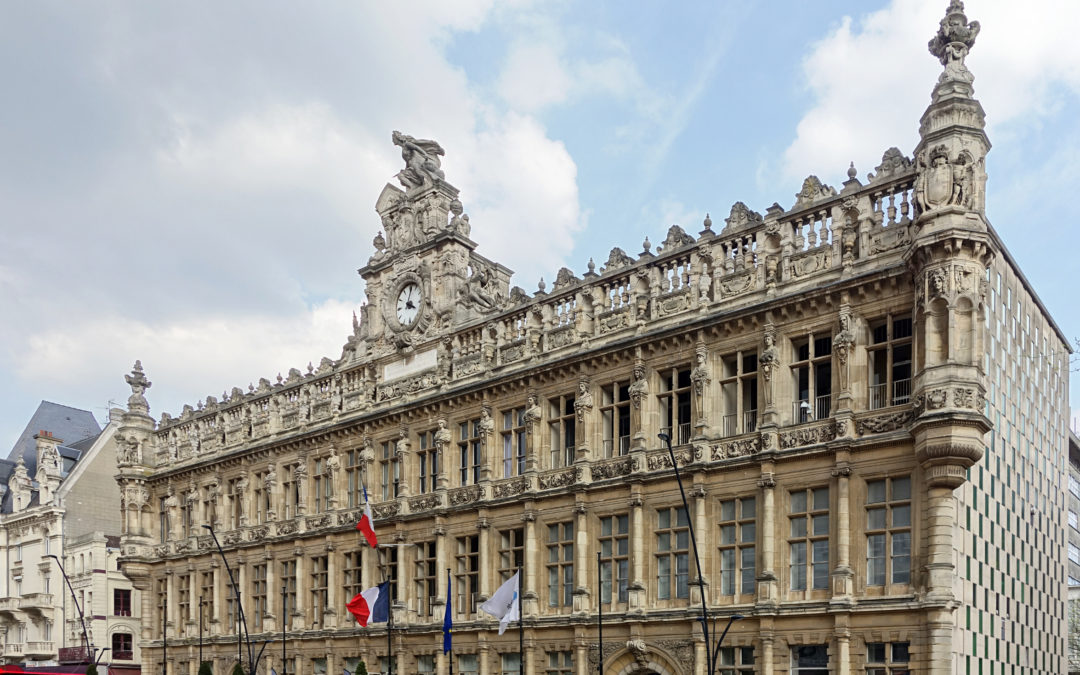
721;411;758;437
2;643;24;658
659;424;693;445
794;396;831;423
601;436;631;457
743;410;758;433
870;379;912;410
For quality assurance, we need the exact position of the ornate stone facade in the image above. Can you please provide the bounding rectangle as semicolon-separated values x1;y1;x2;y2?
116;5;1069;675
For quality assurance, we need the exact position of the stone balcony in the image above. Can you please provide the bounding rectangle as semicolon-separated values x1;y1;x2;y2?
25;641;56;658
19;593;54;613
2;643;23;658
0;597;19;614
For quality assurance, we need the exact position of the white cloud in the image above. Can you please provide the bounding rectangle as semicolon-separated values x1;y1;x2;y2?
497;43;573;112
781;0;1080;186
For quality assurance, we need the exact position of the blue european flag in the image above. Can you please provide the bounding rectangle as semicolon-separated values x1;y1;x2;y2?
442;570;452;654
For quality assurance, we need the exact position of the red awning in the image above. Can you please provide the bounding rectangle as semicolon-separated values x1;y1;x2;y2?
108;667;141;675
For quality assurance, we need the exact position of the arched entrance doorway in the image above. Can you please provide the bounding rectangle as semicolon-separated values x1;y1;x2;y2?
605;641;685;675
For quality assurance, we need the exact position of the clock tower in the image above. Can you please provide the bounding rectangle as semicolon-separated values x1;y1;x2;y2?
345;132;513;394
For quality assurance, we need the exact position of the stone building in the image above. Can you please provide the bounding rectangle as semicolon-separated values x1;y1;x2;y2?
0;402;143;673
114;4;1069;675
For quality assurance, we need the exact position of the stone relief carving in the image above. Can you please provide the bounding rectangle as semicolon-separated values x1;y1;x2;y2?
552;267;579;291
658;224;695;252
372;502;402;519
492;478;529;498
915;145;975;212
461;261;503;312
591;457;637;480
855;410;913;435
794;175;837;208
779;422;837;449
409;494;443;512
449;485;482;506
789;249;832;277
723;201;764;233
538;468;579;490
867;147;914;182
711;437;760;460
603;247;635;272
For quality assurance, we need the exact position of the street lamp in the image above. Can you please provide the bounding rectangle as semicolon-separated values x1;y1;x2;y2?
201;525;251;673
709;614;745;673
46;554;92;664
657;433;712;675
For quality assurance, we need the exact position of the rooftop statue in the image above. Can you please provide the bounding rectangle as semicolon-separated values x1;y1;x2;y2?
928;0;980;85
392;131;446;191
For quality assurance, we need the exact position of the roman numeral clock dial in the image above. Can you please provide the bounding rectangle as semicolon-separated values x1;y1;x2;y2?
396;282;421;328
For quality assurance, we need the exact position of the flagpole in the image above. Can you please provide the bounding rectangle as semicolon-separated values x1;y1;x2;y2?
447;568;454;675
517;565;523;675
596;551;602;675
281;585;286;675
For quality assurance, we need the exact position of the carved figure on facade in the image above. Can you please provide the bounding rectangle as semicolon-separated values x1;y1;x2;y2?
689;342;710;401
448;199;471;237
928;267;948;298
723;201;763;233
461;261;502;312
760;327;779;409
834;310;856;392
697;262;712;303
125;360;152;415
627;358;649;410
915;145;974;212
392;131;446;191
523;395;542;433
575;378;594;423
794;176;837;208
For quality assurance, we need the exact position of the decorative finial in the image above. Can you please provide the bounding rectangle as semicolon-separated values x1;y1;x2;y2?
847;162;857;180
276;373;283;385
249;383;255;393
928;0;979;86
703;213;712;230
124;360;152;415
307;362;314;375
642;236;652;254
537;277;547;293
587;258;596;275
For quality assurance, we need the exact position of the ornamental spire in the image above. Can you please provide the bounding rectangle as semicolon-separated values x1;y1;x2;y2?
927;0;981;94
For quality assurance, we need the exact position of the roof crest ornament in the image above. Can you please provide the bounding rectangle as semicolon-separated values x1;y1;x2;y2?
928;0;979;88
392;131;446;192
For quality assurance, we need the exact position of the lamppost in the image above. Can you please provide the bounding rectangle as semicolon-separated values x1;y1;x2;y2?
45;554;92;664
199;596;205;668
202;525;258;674
657;435;746;675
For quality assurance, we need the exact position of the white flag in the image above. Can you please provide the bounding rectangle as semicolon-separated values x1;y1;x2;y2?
480;571;520;635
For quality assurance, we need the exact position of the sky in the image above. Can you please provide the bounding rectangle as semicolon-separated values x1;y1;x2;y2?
2;0;1079;446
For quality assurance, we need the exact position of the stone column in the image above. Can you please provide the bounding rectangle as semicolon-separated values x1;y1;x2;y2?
293;553;306;631
396;429;412;499
925;485;958;675
628;491;645;612
166;570;178;632
756;470;778;607
573;502;589;613
759;629;774;675
573;640;587;675
694;638;706;675
395;536;406;611
264;554;277;633
478;517;491;603
478;641;490;675
831;460;854;601
691;481;708;605
835;629;850;675
524;639;535;675
522;508;538;617
235;559;247;640
326;546;338;628
211;562;224;635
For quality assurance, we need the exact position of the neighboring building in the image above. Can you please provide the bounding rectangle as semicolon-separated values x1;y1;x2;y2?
115;4;1070;675
1069;433;1080;674
0;402;143;674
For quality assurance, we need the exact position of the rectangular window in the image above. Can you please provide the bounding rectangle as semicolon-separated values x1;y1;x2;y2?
253;471;269;524
545;651;573;675
599;514;629;604
380;442;400;501
456;535;479;616
182;494;195;537
458;421;483;486
281;559;297;620
310;555;328;627
1071;510;1079;530
1070;543;1079;565
377;657;396;675
501;653;521;675
415;541;437;618
547;522;574;608
227;478;243;528
792;645;829;674
416;656;435;675
1070;475;1080;499
112;633;133;661
656;507;689;599
418;430;439;494
791;334;832;422
499;528;524;583
113;588;132;617
869;315;913;409
344;551;363;598
601;382;631;457
866;642;910;675
199;571;214;624
282;468;297;520
658;366;692;444
866;477;912;586
376;546;398;603
718;497;756;596
155;578;167;633
345;450;363;508
157;496;168;542
252;564;267;630
312;458;331;513
502;408;527;477
458;655;478;675
720;351;758;436
789;488;829;591
718;647;755;675
177;574;191;625
548;394;576;468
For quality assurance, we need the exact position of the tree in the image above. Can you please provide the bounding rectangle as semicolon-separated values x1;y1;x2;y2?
86;664;98;675
199;662;214;675
356;662;368;675
231;663;245;675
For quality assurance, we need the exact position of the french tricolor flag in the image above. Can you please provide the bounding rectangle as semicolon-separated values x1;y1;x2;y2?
356;484;378;548
346;581;390;627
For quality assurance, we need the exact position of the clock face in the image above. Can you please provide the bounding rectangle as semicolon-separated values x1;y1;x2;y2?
396;282;421;327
